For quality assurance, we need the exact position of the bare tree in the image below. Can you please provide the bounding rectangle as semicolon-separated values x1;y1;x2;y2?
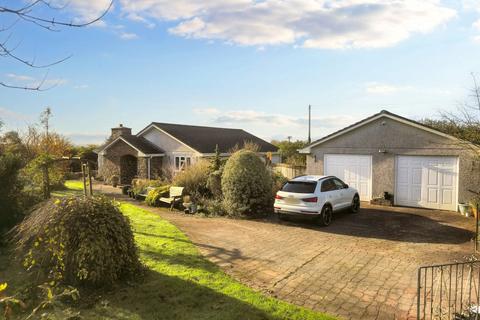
422;73;480;148
0;0;112;90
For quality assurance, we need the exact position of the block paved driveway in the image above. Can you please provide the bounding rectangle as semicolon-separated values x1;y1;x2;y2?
155;204;475;320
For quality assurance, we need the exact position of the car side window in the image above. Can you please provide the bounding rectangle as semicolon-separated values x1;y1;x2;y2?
321;179;336;192
333;178;346;190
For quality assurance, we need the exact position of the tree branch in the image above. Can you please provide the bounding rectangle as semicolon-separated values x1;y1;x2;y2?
0;0;113;90
0;1;113;28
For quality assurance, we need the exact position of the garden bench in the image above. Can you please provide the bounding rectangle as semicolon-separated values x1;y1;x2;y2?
159;186;184;211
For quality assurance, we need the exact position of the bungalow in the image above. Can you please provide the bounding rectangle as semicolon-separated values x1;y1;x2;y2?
299;110;480;211
96;122;280;184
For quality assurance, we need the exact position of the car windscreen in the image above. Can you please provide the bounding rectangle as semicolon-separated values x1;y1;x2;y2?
281;181;317;193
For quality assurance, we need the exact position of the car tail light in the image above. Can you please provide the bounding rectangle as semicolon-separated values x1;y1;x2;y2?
302;197;318;203
275;194;284;200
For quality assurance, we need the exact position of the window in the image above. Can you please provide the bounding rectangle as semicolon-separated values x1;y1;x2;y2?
321;179;336;192
281;181;317;193
333;178;347;190
175;156;191;171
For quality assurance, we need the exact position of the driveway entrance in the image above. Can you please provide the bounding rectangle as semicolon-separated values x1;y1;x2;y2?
157;204;475;319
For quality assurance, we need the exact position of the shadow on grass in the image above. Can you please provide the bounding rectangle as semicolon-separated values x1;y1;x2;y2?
86;269;280;320
135;231;266;267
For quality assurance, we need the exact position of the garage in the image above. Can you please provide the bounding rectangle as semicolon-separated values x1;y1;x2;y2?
395;156;458;211
324;154;372;201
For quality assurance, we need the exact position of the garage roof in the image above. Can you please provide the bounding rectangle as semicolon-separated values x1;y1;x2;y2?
299;110;460;154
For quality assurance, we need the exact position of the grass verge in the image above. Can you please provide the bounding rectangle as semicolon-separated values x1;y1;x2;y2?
2;181;335;320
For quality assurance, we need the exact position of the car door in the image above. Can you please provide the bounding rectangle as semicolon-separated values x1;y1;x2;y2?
332;178;351;208
321;178;342;210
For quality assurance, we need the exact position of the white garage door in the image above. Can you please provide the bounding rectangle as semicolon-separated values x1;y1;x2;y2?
395;156;458;211
324;154;372;201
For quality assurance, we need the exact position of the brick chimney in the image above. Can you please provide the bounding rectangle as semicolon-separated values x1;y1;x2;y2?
111;124;132;139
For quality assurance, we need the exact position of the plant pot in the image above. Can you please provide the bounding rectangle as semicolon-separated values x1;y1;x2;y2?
190;204;198;214
459;203;470;216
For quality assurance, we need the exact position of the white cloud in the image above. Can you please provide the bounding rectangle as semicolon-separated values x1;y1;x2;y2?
365;82;412;94
64;132;107;145
125;13;156;28
119;32;139;40
193;108;221;115
52;0;112;24
6;73;35;82
4;73;68;88
116;0;455;49
192;107;359;141
464;0;480;42
474;19;480;30
73;84;89;89
0;107;31;122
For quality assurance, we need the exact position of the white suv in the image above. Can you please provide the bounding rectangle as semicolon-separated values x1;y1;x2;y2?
274;175;360;226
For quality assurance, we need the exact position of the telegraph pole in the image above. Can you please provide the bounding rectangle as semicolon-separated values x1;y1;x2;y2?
308;104;311;144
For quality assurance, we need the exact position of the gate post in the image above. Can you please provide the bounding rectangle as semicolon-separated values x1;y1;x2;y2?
417;267;422;319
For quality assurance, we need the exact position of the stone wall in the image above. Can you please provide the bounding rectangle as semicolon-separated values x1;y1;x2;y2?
98;139;140;184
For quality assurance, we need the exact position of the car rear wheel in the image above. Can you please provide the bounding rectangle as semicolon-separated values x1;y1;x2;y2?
318;205;332;226
351;195;360;213
278;213;288;221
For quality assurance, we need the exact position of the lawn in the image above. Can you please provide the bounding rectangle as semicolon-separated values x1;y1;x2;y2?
1;182;335;320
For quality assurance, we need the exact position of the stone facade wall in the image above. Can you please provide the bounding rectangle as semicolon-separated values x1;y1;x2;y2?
137;157;148;179
98;139;168;184
98;140;141;184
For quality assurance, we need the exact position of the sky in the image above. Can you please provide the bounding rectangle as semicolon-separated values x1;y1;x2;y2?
1;0;480;145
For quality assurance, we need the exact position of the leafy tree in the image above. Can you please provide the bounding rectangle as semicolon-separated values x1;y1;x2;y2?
0;131;28;162
211;144;222;171
420;119;480;145
271;139;307;166
0;152;23;234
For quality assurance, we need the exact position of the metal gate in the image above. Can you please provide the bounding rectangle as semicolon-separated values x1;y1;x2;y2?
417;259;480;319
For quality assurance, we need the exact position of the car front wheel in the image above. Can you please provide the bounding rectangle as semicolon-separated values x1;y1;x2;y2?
351;195;360;213
318;205;332;226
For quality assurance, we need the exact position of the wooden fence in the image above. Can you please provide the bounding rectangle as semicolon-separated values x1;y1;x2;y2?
273;163;306;179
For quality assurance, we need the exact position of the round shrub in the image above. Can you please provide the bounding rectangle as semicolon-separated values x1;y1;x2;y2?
221;150;272;216
14;196;142;287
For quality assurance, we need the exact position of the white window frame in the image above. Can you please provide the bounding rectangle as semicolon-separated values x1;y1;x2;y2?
174;155;191;171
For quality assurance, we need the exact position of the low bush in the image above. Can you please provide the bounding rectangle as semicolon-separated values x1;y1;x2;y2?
131;179;165;195
206;169;223;198
271;170;288;198
145;185;171;207
13;196;142;287
198;198;227;216
221;150;272;216
173;160;211;201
